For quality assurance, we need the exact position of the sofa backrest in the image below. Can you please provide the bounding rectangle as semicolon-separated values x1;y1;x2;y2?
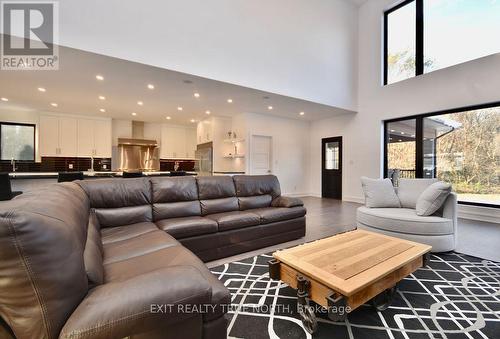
196;176;239;215
397;178;438;209
78;178;152;227
0;183;90;339
151;176;201;220
233;175;281;210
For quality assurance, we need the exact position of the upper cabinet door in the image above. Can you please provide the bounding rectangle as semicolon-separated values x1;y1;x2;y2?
39;115;60;156
186;128;196;159
77;119;95;157
93;119;112;158
58;117;78;157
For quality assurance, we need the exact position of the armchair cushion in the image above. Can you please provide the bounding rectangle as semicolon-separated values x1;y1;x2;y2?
361;177;400;208
60;266;212;339
397;178;438;208
416;181;452;216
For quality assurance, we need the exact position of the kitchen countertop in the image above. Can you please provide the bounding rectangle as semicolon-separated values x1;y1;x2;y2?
9;171;197;179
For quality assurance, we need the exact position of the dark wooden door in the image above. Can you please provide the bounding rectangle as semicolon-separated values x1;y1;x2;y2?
322;137;342;199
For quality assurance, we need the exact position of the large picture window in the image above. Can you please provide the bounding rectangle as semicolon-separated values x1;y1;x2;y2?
384;0;500;85
384;102;500;208
0;122;36;162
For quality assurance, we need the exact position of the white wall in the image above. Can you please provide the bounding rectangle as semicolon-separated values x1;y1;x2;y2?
309;0;500;220
56;0;358;110
241;113;310;196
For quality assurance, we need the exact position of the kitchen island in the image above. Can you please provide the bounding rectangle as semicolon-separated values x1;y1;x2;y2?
9;171;197;192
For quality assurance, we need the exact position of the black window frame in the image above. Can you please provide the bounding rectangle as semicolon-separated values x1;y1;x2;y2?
384;0;422;85
383;101;500;209
0;121;36;163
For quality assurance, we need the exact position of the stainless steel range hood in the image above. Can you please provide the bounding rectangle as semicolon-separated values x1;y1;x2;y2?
115;121;160;171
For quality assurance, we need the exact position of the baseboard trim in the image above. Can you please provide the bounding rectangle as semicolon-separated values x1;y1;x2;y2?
458;204;500;224
343;195;365;204
283;192;311;197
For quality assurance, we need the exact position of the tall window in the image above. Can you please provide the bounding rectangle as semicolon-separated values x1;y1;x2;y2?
384;103;500;208
384;0;500;85
0;122;35;161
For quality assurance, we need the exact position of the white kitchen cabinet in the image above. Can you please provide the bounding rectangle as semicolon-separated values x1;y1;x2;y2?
39;115;60;156
186;128;196;158
77;118;112;158
39;114;77;157
196;120;213;144
161;125;196;159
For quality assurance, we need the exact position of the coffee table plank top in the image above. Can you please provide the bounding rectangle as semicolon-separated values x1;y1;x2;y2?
273;230;431;296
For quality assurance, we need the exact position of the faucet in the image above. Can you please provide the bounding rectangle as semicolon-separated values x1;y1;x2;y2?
11;158;17;172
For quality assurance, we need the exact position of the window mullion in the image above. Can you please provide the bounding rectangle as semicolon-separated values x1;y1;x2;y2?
415;0;424;76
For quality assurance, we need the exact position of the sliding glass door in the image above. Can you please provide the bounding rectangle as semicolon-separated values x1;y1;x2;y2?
384;103;500;208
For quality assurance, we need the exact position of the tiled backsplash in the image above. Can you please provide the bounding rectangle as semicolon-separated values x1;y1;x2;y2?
0;157;112;172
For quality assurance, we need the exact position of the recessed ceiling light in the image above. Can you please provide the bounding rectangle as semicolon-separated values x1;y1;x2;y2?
1;97;8;102
227;99;233;103
390;129;395;132
398;139;402;142
50;103;58;107
205;110;211;115
131;112;137;116
268;106;273;110
38;87;46;92
401;132;405;135
96;75;104;81
194;93;200;98
190;119;196;123
147;84;155;90
98;95;106;100
177;106;183;111
299;111;305;116
99;108;106;113
137;101;144;106
166;116;171;120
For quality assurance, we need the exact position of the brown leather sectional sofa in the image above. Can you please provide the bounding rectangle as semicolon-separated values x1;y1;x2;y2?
0;175;306;339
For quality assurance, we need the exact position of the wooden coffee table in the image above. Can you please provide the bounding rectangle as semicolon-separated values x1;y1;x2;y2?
268;230;432;333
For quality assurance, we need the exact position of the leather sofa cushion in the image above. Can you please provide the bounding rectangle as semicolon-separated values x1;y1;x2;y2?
94;205;152;228
238;195;272;210
272;196;304;208
84;212;104;287
0;183;90;339
103;230;178;265
60;266;213;339
200;197;239;215
357;206;453;235
101;221;159;244
197;176;236;199
249;206;307;224
78;178;151;208
151;177;199;202
156;216;218;239
233;175;281;198
206;211;261;232
153;201;201;220
103;243;230;322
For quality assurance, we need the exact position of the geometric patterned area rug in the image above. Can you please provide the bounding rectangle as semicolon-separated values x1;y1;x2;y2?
210;252;500;339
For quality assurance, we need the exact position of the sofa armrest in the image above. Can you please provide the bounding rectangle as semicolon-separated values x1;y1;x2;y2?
271;196;304;208
60;266;212;339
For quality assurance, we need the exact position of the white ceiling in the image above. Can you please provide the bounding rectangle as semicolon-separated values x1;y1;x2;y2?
0;42;354;126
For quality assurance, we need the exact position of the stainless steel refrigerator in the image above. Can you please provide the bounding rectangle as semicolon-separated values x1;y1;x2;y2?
194;142;213;176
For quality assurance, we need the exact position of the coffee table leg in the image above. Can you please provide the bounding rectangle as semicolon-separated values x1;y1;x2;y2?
296;275;318;334
268;259;280;280
326;293;347;322
371;283;398;311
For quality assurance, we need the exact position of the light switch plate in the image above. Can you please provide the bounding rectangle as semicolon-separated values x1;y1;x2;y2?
68;164;73;169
